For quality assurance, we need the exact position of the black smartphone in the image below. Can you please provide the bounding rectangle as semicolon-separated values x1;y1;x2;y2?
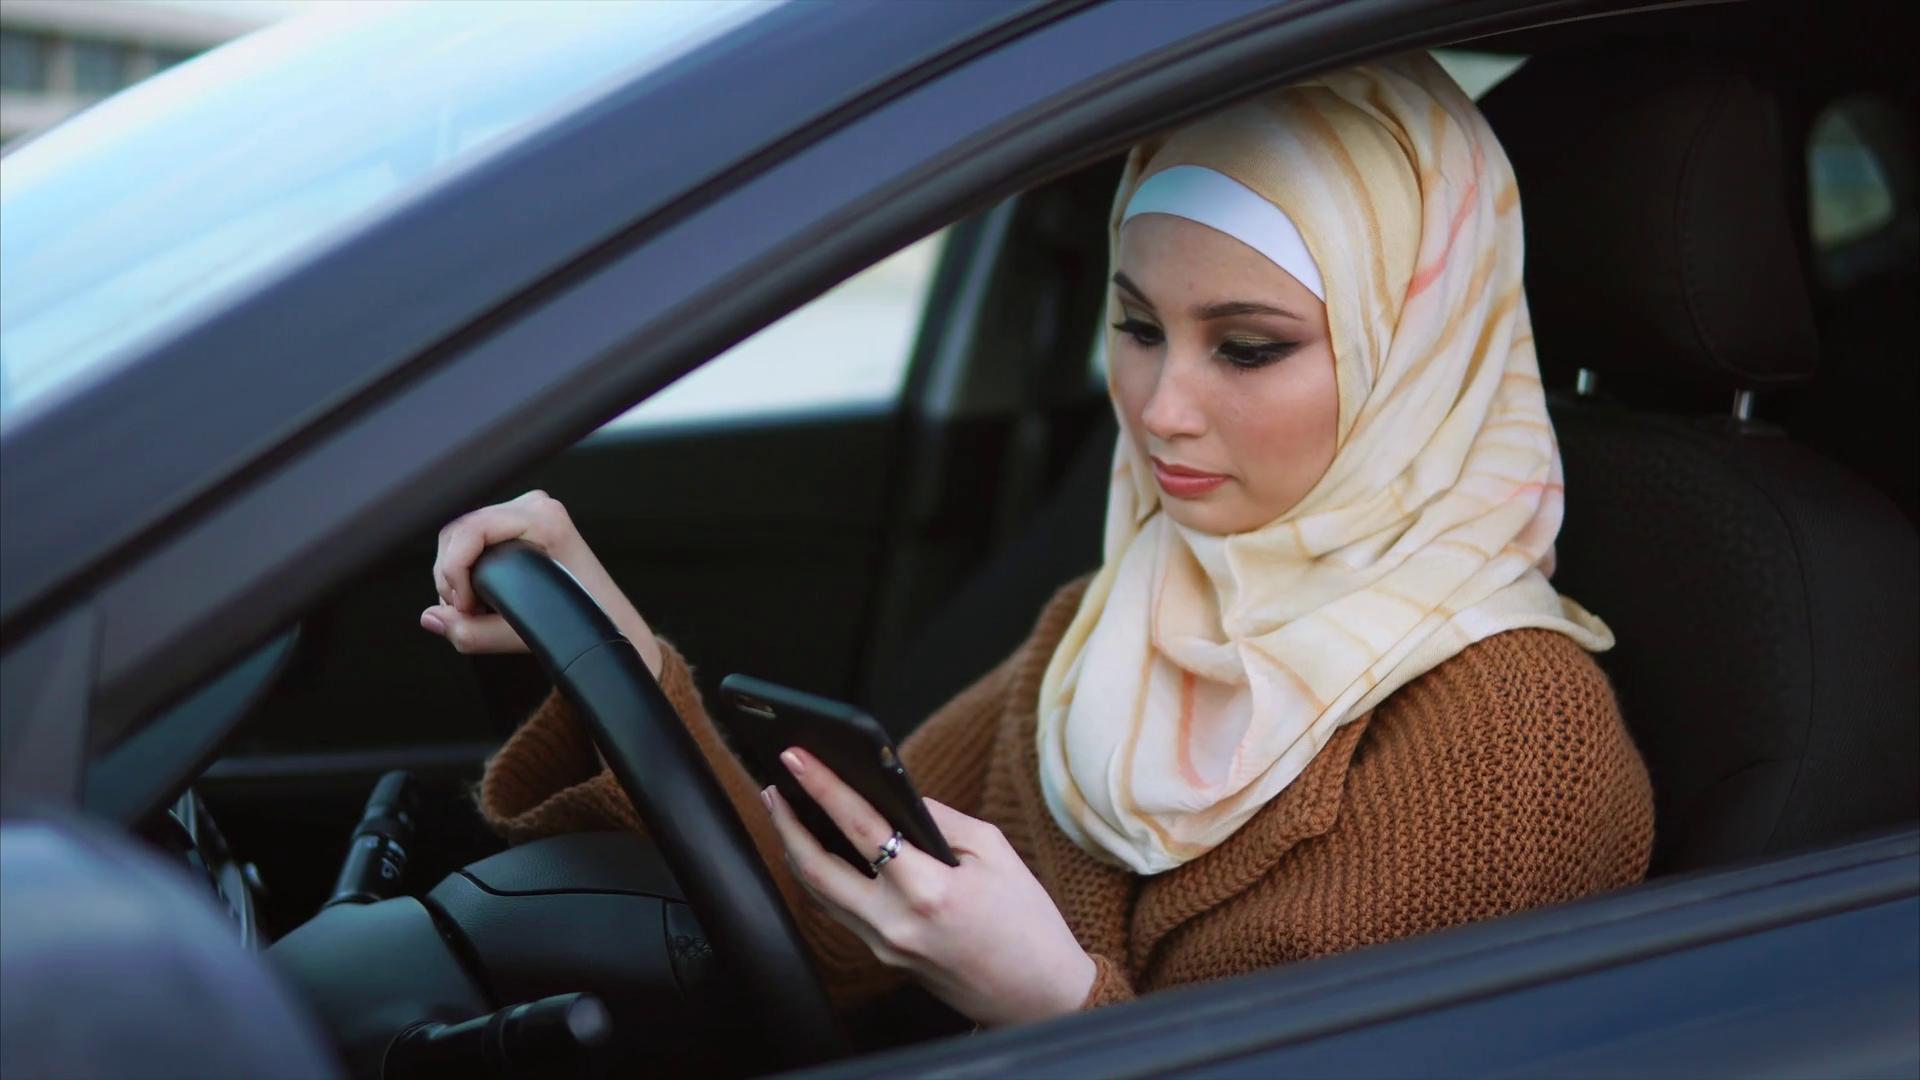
716;674;958;873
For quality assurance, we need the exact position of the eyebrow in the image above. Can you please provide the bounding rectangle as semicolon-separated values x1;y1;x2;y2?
1112;272;1156;311
1112;272;1301;322
1196;299;1301;321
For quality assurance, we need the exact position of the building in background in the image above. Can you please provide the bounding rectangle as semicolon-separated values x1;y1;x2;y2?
0;0;274;151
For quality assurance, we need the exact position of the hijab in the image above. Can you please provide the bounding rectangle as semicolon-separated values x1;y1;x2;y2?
1035;53;1613;876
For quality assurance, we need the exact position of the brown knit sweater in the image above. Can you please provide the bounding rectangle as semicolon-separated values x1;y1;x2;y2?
480;579;1653;1011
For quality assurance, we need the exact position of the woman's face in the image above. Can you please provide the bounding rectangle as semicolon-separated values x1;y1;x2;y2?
1110;214;1339;536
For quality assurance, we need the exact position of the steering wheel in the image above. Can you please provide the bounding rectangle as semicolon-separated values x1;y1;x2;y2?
470;540;847;1068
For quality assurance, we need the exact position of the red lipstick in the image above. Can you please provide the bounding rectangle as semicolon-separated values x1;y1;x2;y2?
1151;457;1230;498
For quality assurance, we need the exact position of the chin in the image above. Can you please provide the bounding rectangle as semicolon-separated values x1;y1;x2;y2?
1160;500;1263;537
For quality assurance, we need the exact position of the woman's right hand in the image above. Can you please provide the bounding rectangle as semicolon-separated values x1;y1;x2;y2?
420;490;664;676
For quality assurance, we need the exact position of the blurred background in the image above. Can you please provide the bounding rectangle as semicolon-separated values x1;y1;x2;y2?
2;1;298;149
2;1;1898;437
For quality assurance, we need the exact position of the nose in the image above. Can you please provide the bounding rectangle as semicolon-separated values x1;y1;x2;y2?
1139;351;1209;443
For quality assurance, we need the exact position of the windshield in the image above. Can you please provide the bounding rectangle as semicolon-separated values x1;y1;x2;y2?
0;0;775;432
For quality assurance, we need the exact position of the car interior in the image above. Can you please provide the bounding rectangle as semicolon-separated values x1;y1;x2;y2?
62;0;1915;1076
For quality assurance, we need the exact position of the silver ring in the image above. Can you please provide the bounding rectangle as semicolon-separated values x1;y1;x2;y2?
869;831;904;874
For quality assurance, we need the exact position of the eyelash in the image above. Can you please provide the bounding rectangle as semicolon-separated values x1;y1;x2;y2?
1112;317;1164;348
1111;318;1300;372
1217;338;1300;370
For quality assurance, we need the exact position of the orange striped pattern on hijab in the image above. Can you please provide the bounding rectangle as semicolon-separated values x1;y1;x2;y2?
1036;53;1613;875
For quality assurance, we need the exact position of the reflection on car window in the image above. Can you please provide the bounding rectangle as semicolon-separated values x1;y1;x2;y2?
596;233;947;432
0;1;774;431
1809;97;1900;250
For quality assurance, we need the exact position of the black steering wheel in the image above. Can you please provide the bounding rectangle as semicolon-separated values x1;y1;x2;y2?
470;540;847;1068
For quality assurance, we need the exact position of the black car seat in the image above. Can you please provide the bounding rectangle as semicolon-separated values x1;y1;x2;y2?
1786;261;1918;526
868;404;1114;737
1479;41;1919;873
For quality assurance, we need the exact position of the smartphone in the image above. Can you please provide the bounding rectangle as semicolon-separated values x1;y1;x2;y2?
716;674;958;873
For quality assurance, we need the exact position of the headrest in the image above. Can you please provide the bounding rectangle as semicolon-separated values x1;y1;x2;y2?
1480;40;1819;395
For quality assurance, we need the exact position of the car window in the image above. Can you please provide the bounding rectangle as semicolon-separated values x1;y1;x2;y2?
0;0;777;431
1806;94;1916;291
595;232;947;432
1809;96;1903;250
1430;49;1528;101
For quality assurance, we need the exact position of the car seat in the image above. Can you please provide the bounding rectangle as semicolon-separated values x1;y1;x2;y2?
867;405;1114;737
1479;40;1919;873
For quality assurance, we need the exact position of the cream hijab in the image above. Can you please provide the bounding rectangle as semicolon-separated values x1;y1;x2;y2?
1035;53;1613;876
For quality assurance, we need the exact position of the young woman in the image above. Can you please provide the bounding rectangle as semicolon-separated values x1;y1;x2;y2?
423;53;1654;1029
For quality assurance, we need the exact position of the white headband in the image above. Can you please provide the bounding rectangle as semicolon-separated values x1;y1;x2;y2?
1121;165;1326;302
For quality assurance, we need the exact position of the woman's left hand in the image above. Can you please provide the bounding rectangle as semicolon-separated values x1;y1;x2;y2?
762;748;1096;1028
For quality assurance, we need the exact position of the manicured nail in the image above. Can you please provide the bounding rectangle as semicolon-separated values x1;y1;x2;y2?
780;750;805;777
421;612;445;635
760;787;774;812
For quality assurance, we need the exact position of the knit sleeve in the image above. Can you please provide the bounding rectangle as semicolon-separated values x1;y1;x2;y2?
1458;634;1656;907
1080;953;1136;1010
478;675;615;842
475;632;1042;1011
1308;630;1655;957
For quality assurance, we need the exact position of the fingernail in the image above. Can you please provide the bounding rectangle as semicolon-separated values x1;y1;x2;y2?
421;613;445;635
780;750;805;777
760;788;774;812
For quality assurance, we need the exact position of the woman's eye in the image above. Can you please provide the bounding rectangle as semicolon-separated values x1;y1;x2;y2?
1112;318;1165;347
1217;339;1299;370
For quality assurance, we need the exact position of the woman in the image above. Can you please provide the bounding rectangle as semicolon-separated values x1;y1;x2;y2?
423;53;1654;1029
